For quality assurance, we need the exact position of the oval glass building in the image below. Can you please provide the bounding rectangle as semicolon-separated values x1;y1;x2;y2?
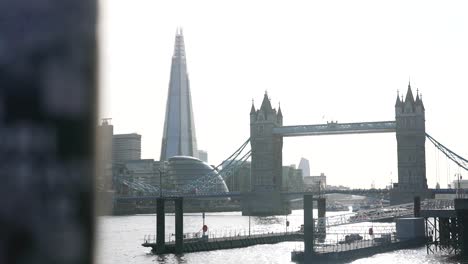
165;156;229;194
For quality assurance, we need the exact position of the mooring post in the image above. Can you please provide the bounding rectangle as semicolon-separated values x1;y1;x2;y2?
413;196;421;217
304;194;314;261
317;197;326;241
455;199;468;256
156;198;165;254
318;197;326;218
439;218;450;246
175;197;184;254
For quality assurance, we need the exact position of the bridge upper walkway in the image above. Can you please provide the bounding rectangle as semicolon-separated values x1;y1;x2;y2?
273;121;396;137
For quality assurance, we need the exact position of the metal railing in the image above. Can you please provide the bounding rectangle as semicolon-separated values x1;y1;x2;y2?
292;233;396;254
143;228;301;244
317;204;413;228
421;199;454;210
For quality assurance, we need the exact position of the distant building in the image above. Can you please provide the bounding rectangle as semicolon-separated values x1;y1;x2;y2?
98;118;113;163
113;133;141;162
298;158;310;177
97;119;114;191
452;179;468;189
303;173;327;192
198;150;208;163
124;159;163;188
282;165;303;192
166;156;228;194
222;160;251;192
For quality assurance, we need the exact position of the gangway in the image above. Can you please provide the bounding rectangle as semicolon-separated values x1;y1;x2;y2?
316;199;451;228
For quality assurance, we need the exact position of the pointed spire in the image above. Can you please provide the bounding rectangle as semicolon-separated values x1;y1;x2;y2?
173;27;186;59
405;82;415;103
414;89;425;110
395;90;402;107
250;99;256;114
277;102;283;117
260;91;273;112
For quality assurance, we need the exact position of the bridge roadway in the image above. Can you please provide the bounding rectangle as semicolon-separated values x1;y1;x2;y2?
115;189;390;202
115;188;464;202
115;190;459;226
131;196;452;230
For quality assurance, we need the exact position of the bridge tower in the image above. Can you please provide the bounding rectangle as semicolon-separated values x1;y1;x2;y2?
242;92;289;215
250;92;283;191
391;83;430;204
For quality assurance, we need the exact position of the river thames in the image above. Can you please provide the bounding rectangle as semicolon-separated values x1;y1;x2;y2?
96;210;454;264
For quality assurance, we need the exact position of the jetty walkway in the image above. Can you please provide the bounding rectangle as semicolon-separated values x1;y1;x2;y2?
143;231;303;254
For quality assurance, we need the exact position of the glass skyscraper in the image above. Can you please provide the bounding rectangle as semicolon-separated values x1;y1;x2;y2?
160;29;198;161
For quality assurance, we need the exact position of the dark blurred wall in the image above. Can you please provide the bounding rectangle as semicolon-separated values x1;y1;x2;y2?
0;1;97;263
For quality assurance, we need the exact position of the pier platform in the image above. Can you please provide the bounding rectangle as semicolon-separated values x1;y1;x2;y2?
142;232;303;254
291;237;427;263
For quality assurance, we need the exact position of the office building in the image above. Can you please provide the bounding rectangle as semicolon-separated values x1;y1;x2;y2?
113;133;141;162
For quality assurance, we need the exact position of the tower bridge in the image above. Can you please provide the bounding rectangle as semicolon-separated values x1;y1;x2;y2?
246;84;427;215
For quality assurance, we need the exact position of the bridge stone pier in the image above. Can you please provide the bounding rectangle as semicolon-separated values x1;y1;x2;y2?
245;84;430;214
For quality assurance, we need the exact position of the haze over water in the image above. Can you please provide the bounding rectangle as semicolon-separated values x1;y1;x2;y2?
96;210;452;264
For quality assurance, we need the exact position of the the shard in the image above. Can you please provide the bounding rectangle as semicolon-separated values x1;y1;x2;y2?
160;29;198;161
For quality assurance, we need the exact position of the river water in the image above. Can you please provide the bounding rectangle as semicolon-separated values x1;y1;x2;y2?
95;210;454;264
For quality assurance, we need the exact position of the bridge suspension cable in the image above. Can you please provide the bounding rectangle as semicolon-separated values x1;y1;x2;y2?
113;173;160;194
214;138;250;172
218;150;252;180
180;138;251;194
426;133;468;171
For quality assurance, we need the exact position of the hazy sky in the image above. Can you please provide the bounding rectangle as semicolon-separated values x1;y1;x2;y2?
99;0;468;189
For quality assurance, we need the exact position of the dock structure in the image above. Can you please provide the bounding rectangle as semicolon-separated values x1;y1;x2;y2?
422;198;468;256
143;232;303;254
145;194;326;255
145;195;462;261
291;236;427;263
292;195;430;263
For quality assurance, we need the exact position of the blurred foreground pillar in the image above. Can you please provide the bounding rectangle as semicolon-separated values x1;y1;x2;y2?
0;1;97;263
